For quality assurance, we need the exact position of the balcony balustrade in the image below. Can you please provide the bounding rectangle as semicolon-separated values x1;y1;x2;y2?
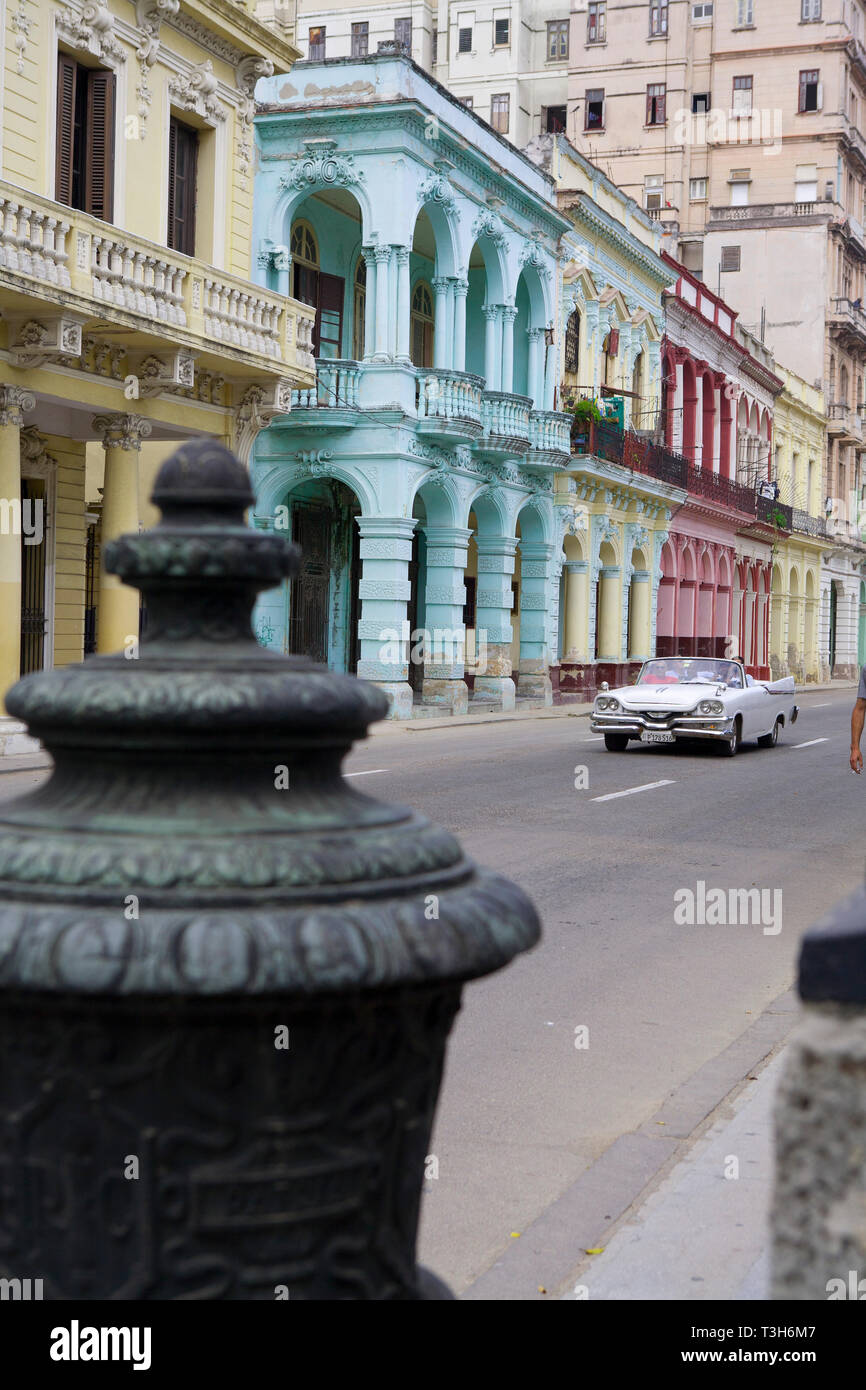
528;409;572;462
790;508;828;539
0;183;316;379
292;359;361;410
481;390;533;449
415;368;484;437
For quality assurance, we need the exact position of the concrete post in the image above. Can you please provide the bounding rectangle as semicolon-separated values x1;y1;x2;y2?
93;413;151;655
373;245;391;360
395;246;411;363
517;539;553;703
563;560;588;659
453;280;468;371
597;564;623;660
483;305;498;389
772;888;866;1299
433;277;449;369
629;569;652;659
362;245;377;361
500;306;516;395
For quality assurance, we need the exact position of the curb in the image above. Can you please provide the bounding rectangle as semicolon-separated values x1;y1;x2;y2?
461;986;799;1301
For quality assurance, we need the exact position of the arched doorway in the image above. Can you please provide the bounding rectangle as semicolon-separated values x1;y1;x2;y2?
656;539;676;657
410;280;434;367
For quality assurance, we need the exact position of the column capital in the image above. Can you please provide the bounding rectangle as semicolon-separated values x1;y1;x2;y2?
0;385;35;427
565;560;588;573
92;413;152;451
452;278;469;299
394;244;411;264
432;276;450;294
482;304;499;323
371;244;391;264
355;515;418;542
500;305;518;323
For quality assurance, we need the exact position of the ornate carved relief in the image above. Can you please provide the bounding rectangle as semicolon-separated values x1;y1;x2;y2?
168;60;227;124
279;141;364;195
9;315;85;366
56;1;126;63
236;56;274;192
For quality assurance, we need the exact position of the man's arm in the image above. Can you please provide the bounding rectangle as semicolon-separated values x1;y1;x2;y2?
851;698;866;772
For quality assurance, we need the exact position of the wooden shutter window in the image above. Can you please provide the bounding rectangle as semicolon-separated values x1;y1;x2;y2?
55;54;77;206
84;68;115;223
167;118;198;256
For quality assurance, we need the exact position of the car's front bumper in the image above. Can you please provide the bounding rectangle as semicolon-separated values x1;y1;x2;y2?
590;711;736;741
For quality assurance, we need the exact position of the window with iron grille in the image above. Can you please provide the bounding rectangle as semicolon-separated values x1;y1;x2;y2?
649;1;668;36
458;26;472;52
395;17;412;51
587;4;605;43
494;17;510;46
646;83;666;125
720;245;741;272
351;22;368;57
585;89;604;131
432;28;438;61
55;54;115;222
308;26;325;59
490;93;510;133
799;70;820;112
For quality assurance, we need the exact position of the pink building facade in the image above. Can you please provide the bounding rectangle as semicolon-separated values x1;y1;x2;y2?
660;257;783;680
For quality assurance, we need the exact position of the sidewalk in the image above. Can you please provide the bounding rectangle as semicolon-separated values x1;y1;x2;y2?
561;1048;785;1301
463;988;798;1301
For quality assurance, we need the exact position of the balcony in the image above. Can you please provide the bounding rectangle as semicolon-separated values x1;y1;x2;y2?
415;368;485;440
527;410;572;465
291;359;362;427
707;201;836;228
481;391;533;454
0;183;316;385
574;419;688;488
790;508;828;539
827;399;864;442
828;297;866;354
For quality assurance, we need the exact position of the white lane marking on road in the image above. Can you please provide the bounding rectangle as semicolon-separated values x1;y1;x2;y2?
808;702;832;708
583;736;605;741
345;769;390;777
591;779;675;803
792;739;829;749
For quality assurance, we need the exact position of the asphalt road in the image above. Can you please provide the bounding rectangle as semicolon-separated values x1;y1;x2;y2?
343;688;865;1293
0;688;860;1297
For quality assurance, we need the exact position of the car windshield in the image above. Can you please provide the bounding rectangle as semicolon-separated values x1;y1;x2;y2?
638;658;743;687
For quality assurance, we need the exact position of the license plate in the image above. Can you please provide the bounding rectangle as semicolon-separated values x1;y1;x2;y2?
641;730;675;744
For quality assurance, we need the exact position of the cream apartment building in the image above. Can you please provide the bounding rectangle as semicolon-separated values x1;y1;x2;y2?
288;0;571;146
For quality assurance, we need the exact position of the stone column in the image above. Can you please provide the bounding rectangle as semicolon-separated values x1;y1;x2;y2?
362;245;377;361
472;534;517;710
719;384;734;479
395;246;411;362
483;305;499;390
453;280;468;371
93;413;151;655
629;569;652;659
420;525;471;714
543;332;557;409
527;328;544;409
355;516;416;719
0;386;34;707
500;305;517;394
432;277;449;369
563;560;588;659
517;539;554;703
597;564;623;660
373;245;391;360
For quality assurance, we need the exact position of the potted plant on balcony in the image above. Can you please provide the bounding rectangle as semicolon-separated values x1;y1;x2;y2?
562;396;602;451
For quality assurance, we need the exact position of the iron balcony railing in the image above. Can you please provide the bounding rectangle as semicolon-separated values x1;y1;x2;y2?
790;508;828;538
573;419;795;528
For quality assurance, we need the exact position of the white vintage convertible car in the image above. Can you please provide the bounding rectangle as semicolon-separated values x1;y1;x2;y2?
590;656;799;756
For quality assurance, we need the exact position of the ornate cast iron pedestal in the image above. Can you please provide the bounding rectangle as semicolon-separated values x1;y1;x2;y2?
0;441;540;1299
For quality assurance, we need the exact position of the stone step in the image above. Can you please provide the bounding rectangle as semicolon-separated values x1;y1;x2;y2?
0;717;41;758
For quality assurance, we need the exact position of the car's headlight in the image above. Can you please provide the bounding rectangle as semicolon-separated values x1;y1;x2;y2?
596;697;621;712
698;699;724;715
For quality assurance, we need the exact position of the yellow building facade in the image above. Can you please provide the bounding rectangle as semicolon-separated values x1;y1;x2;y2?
0;0;315;747
769;369;826;683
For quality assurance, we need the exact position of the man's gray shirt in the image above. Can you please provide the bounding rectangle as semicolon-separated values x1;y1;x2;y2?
859;666;866;699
